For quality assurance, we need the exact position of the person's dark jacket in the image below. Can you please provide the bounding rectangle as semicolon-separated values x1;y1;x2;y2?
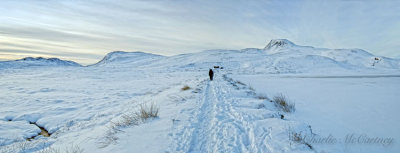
209;69;214;80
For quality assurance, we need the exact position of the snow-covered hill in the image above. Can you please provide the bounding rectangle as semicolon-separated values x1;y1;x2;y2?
0;57;81;69
2;39;399;74
92;51;164;67
88;39;399;74
0;39;399;153
263;39;298;53
259;39;400;73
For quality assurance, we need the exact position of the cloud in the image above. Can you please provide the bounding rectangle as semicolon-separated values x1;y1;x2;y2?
0;0;399;64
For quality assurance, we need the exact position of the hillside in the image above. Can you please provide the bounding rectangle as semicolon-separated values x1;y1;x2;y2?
0;57;81;69
89;39;400;74
0;39;399;153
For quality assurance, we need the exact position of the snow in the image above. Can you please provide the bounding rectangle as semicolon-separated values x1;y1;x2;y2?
0;120;40;145
0;57;80;70
0;39;399;152
92;51;164;67
232;74;400;153
264;39;297;54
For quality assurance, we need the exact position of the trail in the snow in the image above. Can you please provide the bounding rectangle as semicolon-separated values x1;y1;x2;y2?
167;73;315;153
170;75;265;153
188;76;252;153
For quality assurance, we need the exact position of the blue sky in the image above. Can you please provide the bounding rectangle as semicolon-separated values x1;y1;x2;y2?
0;0;399;64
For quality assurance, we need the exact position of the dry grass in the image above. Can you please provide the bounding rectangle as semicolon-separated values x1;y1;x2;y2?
37;145;84;153
27;122;51;141
235;81;245;86
116;103;159;127
100;103;159;148
291;132;303;142
288;129;313;150
64;144;84;153
273;94;295;113
256;93;269;100
0;141;83;153
257;96;268;100
181;85;191;91
138;103;159;119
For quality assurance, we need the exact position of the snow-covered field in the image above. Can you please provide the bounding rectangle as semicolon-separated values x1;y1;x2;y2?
0;67;313;153
232;74;400;153
1;39;399;152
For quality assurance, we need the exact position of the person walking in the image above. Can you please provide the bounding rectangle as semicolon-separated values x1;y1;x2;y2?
209;69;214;81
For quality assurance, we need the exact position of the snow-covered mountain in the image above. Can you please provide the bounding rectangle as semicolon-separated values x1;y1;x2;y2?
1;39;399;74
92;51;164;67
256;39;400;73
1;39;399;153
90;39;400;74
0;57;81;69
263;39;297;53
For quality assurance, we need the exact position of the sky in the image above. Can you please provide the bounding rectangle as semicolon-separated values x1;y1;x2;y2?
0;0;399;65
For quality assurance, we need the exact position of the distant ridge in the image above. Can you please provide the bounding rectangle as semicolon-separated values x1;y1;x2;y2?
92;51;164;66
0;57;81;69
2;39;399;73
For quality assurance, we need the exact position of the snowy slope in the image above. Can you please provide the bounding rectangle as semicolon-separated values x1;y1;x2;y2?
0;66;316;153
260;39;400;73
232;74;400;153
137;39;399;74
0;57;81;70
92;51;164;67
0;39;399;153
1;39;399;74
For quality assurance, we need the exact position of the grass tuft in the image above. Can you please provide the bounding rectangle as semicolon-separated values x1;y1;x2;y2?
288;129;313;150
256;93;269;100
138;103;159;120
100;103;159;148
118;103;159;127
273;93;295;113
181;85;191;91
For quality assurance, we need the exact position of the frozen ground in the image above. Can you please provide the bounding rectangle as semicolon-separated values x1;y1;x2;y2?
0;67;314;153
1;39;399;152
232;74;400;153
